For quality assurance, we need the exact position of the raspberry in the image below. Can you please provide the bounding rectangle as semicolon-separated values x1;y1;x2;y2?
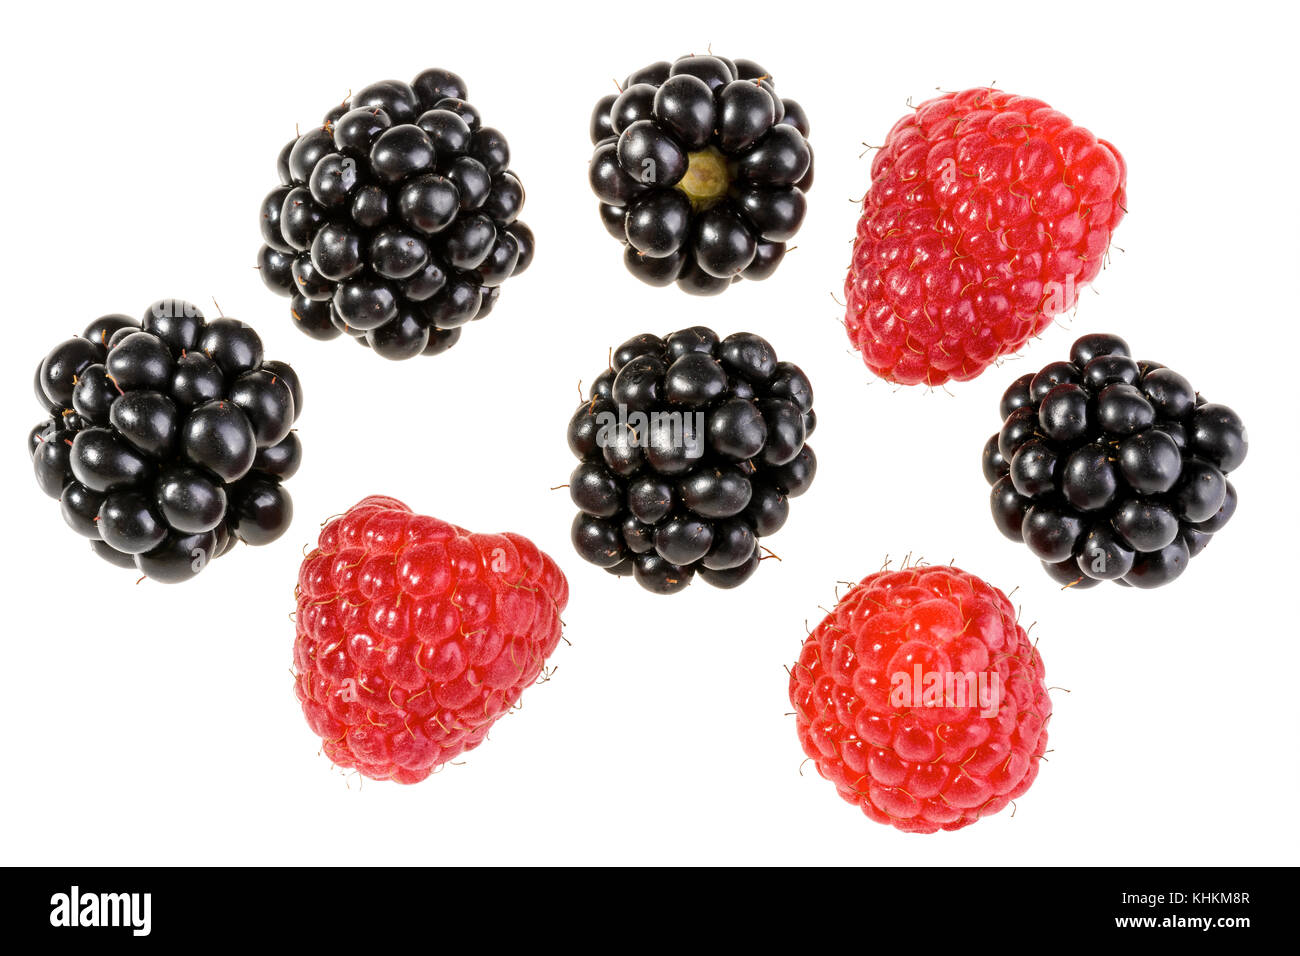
29;300;301;582
844;88;1127;386
985;333;1247;590
293;496;568;784
567;328;816;593
589;55;812;294
789;564;1051;833
258;68;533;360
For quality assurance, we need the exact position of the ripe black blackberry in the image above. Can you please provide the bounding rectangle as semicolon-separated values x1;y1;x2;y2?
588;54;812;295
567;328;816;593
29;300;302;582
257;68;532;360
983;333;1247;590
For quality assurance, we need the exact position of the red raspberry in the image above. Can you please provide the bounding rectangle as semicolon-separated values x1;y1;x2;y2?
293;496;569;784
844;88;1126;386
789;564;1051;833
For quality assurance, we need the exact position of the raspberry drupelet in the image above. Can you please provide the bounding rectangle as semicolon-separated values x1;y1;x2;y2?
790;564;1051;833
845;88;1127;386
293;496;568;783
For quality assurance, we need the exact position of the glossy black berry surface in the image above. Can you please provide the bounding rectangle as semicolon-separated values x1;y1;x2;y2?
589;55;812;295
258;69;531;359
983;333;1248;590
29;301;301;582
568;328;816;593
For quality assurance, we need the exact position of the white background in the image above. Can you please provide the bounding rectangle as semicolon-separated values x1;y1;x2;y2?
2;0;1296;866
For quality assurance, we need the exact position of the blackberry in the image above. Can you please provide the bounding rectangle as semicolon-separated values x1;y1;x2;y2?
29;300;302;582
257;69;532;359
567;328;816;593
588;55;812;295
983;333;1247;590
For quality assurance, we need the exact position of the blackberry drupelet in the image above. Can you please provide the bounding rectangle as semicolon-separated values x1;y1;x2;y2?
258;68;532;359
588;55;812;295
29;300;302;582
567;327;817;593
984;333;1247;590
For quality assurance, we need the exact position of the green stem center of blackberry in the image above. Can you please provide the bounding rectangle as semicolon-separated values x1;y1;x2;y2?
676;147;730;211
